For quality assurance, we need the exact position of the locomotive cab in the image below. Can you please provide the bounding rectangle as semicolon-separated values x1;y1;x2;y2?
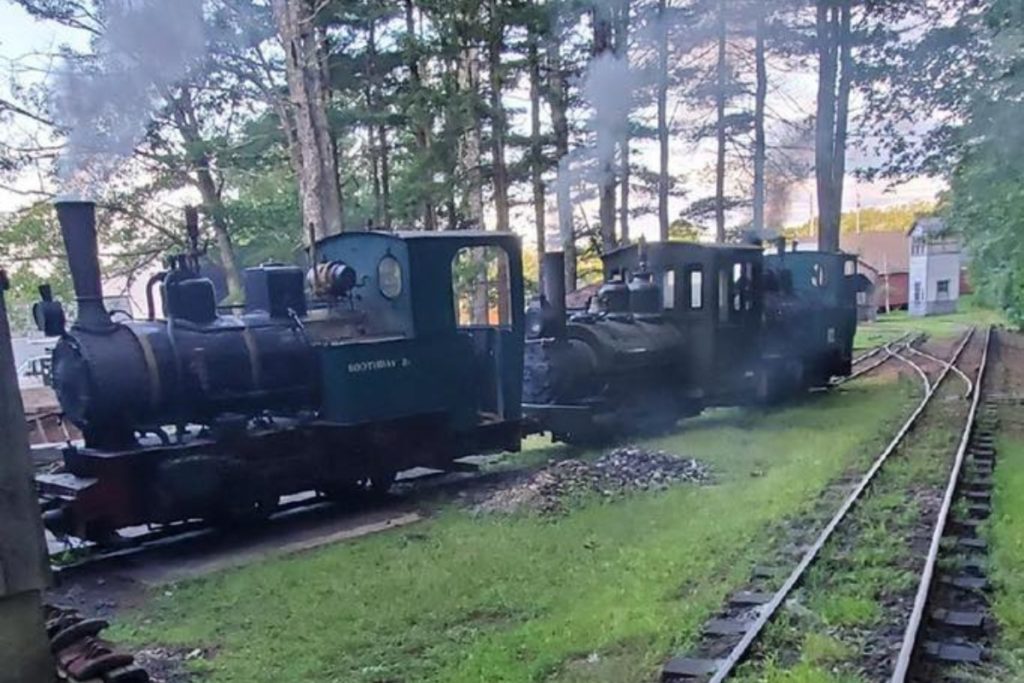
763;248;867;393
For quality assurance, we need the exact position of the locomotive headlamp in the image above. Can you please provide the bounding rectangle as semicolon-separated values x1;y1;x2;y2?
378;255;403;299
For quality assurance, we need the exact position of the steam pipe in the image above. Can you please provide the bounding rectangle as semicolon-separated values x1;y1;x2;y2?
54;200;111;331
541;251;567;338
145;271;168;320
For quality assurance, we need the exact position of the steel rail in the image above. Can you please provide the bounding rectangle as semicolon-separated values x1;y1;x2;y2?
890;325;992;682
837;334;915;386
905;342;974;399
698;327;976;683
887;340;932;395
852;333;912;366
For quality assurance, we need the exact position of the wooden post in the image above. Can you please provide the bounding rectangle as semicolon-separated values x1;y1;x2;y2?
0;269;53;683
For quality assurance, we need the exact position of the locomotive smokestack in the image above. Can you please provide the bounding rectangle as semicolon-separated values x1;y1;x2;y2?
541;251;567;338
54;200;110;330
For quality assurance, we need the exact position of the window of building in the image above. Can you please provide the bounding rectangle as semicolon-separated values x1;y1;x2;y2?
937;279;951;300
452;246;511;327
914;281;923;303
663;270;676;310
844;259;856;276
688;267;703;310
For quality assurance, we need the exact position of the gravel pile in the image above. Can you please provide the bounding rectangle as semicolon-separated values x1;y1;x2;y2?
474;446;713;515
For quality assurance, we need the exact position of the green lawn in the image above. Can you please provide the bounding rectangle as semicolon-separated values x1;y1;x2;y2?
854;295;1007;350
112;378;915;683
988;428;1024;679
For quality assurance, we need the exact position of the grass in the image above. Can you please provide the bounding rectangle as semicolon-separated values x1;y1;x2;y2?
988;424;1024;679
854;295;1007;350
110;378;915;683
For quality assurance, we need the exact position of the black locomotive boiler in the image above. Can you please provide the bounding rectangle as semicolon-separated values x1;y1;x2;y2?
522;239;868;443
36;201;525;540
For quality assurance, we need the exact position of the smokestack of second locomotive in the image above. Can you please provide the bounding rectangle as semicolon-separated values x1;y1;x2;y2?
541;251;567;338
54;200;110;330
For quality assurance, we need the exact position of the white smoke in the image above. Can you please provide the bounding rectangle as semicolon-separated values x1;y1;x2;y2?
54;0;206;190
581;51;633;189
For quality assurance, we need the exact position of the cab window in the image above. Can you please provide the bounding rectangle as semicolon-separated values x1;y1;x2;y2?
663;270;676;310
688;267;703;310
452;246;511;327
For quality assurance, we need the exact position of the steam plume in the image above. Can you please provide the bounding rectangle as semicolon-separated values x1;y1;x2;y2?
53;0;205;191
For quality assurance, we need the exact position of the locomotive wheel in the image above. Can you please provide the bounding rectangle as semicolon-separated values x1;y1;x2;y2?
209;490;278;528
368;469;398;495
320;469;397;504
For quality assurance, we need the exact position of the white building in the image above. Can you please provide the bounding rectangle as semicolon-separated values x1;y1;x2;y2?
908;217;961;317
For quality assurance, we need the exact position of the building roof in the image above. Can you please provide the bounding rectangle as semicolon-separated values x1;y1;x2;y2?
908;216;946;237
839;231;909;275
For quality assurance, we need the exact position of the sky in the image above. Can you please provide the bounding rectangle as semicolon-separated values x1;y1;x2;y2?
0;0;944;246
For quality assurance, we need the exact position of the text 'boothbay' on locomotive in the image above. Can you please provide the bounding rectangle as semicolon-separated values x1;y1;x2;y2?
521;239;869;443
35;200;524;541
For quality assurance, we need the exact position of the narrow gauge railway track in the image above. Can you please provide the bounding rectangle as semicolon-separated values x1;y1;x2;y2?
852;333;913;368
838;333;914;385
893;326;994;682
661;328;982;682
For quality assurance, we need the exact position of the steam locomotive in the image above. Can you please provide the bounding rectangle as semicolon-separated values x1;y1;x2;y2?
521;240;867;443
31;201;865;541
35;201;524;540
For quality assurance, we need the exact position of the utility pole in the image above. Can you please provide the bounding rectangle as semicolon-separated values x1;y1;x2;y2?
0;269;54;683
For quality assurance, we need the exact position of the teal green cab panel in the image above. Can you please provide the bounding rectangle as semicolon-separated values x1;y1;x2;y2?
317;334;476;427
308;230;525;432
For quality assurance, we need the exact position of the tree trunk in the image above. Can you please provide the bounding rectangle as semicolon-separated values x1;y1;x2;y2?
271;0;344;242
593;2;617;253
529;32;546;285
404;0;436;230
458;46;485;229
195;169;244;300
815;1;841;252
546;18;577;291
753;2;767;235
378;124;392;230
714;0;727;243
615;0;630;244
657;0;670;242
366;18;382;229
488;0;510;236
829;0;853;252
488;0;510;323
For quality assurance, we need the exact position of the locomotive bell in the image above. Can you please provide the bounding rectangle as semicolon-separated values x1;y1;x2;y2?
597;275;630;314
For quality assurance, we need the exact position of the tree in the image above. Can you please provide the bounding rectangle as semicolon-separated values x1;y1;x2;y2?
527;8;546;284
592;0;617;253
751;0;767;235
656;0;670;242
814;0;852;253
272;0;344;241
545;1;578;291
713;0;728;242
946;0;1024;325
